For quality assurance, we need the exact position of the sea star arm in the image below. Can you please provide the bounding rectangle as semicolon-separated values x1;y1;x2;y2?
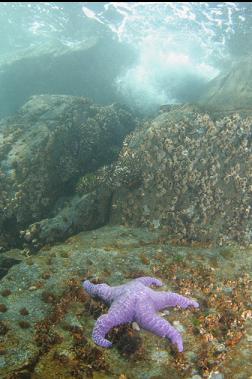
135;276;164;287
153;291;199;311
83;280;112;303
84;277;199;351
92;295;135;347
137;307;184;352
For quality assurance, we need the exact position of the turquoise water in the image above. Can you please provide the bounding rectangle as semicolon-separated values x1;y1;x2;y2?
0;2;251;114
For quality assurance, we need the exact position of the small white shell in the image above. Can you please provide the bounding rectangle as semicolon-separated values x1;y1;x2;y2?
132;321;140;331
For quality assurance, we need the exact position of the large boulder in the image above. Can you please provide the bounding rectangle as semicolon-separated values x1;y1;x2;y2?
110;105;252;245
0;95;136;249
21;188;112;251
0;35;136;118
200;57;252;111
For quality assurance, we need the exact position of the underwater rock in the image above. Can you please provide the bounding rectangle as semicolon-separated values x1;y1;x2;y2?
22;188;112;250
200;57;252;111
21;165;115;250
0;32;136;118
0;95;136;249
208;373;224;379
0;252;20;280
110;105;252;245
0;225;251;378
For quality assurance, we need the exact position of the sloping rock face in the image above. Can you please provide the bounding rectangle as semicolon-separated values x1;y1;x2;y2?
200;57;252;110
110;106;252;245
0;95;136;248
0;36;136;118
22;189;112;251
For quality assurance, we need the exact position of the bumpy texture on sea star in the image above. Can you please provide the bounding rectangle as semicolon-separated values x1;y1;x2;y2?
83;276;199;352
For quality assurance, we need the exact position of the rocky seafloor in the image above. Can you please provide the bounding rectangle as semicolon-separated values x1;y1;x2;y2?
0;57;252;379
0;225;251;379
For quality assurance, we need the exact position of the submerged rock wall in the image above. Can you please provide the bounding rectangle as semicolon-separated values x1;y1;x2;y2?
0;94;251;250
111;106;252;245
0;95;136;249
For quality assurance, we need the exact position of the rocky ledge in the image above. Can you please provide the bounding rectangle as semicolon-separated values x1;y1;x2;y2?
0;226;251;379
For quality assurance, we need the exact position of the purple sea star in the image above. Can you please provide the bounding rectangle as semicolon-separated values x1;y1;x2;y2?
83;276;199;352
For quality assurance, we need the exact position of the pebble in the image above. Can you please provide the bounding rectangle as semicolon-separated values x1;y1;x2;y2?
150;350;170;364
191;375;202;379
132;322;140;331
159;309;170;316
24;231;32;241
246;334;252;342
186;351;197;363
222;286;233;294
208;372;224;379
0;356;6;368
213;342;227;353
28;286;37;291
191;369;200;375
173;320;185;333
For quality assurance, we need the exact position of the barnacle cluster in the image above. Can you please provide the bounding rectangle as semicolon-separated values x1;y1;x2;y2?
76;165;113;195
111;108;252;245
